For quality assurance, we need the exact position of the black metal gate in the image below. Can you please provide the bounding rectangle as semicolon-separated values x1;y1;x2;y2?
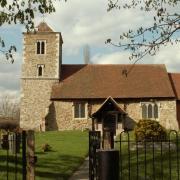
89;131;101;180
116;130;180;180
0;130;27;180
89;130;180;180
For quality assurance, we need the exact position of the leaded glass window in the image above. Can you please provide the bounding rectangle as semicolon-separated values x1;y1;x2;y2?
142;104;147;119
148;104;153;118
154;104;158;119
141;103;159;120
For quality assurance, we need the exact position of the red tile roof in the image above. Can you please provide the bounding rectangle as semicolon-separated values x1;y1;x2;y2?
37;22;53;32
169;73;180;100
51;64;175;99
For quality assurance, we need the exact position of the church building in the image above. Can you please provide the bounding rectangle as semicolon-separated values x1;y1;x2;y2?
20;22;180;134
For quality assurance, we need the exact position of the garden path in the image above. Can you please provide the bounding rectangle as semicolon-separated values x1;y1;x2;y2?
69;157;89;180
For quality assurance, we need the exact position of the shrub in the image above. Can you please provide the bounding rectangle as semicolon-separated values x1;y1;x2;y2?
134;119;167;141
42;143;52;152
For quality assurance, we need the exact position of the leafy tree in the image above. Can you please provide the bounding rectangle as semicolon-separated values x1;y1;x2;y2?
0;0;66;63
106;0;180;69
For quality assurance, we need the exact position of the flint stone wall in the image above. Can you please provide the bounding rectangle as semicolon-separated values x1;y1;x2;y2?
20;31;61;130
50;99;178;131
20;79;58;130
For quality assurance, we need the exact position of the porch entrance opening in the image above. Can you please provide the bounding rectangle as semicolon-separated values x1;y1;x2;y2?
103;113;117;135
92;97;127;149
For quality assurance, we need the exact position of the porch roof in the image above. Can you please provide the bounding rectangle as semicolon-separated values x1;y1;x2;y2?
92;97;126;118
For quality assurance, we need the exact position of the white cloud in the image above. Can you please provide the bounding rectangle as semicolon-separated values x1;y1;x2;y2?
153;44;180;72
92;43;180;72
92;51;130;64
0;89;20;99
42;0;154;56
0;0;179;97
0;53;21;96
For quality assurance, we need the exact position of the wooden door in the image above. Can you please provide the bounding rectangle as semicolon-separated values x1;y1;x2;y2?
103;114;117;135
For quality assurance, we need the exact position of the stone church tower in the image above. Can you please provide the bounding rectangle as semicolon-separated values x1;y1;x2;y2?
20;22;63;130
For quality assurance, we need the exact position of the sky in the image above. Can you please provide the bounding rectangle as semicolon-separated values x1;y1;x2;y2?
0;0;180;98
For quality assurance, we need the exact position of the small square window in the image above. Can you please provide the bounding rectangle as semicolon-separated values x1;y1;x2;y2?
74;102;86;119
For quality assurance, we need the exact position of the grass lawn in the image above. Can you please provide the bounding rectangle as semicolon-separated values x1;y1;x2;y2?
115;131;180;180
0;130;88;180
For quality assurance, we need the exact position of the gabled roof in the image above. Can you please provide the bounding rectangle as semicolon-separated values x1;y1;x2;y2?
169;73;180;100
92;97;126;118
51;64;175;99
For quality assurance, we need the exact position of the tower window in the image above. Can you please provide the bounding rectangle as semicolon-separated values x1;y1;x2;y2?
36;40;46;54
41;41;45;54
38;66;42;76
37;64;45;77
37;42;41;54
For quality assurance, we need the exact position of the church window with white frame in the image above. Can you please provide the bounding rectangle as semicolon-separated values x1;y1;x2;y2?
74;102;86;119
37;64;45;77
142;104;147;119
36;40;46;54
141;102;159;119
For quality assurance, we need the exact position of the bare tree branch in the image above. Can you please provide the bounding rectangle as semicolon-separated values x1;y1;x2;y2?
0;95;20;121
107;0;180;64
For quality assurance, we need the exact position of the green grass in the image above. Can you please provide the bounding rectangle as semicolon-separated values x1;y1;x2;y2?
2;130;179;180
0;130;88;180
35;131;88;180
115;131;180;180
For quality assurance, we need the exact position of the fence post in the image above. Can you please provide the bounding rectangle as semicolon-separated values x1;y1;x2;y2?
22;131;27;180
97;150;119;180
27;130;35;180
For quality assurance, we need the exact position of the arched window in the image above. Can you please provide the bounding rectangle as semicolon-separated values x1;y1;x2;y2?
37;42;40;54
141;102;159;120
41;41;45;54
37;64;44;77
154;104;158;119
142;104;147;119
36;40;46;54
148;104;153;118
38;66;42;76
